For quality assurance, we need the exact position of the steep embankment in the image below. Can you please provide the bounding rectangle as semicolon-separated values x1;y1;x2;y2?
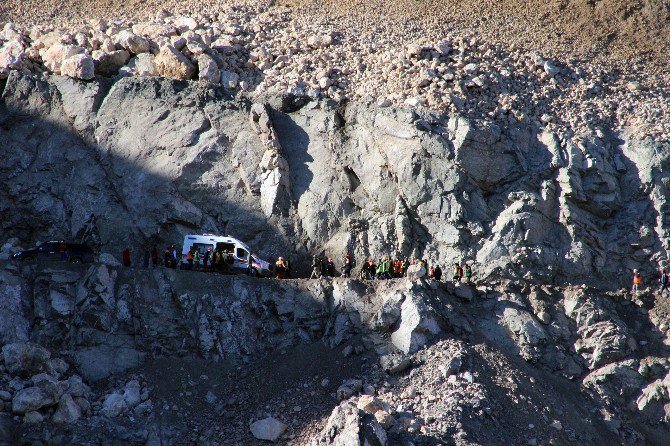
0;260;668;445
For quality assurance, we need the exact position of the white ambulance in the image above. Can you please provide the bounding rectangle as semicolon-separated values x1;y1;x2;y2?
180;234;274;277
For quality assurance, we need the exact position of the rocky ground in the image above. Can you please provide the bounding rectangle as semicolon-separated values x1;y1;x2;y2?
1;1;670;445
0;259;669;445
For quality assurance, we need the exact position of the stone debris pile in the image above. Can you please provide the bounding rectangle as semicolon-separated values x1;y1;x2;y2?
0;4;669;143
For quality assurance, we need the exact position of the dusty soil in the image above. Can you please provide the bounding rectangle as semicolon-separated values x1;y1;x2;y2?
1;0;669;67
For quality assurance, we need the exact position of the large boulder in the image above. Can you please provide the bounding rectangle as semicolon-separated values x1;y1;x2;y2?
60;54;95;80
197;53;219;83
2;343;51;377
154;45;195;80
12;380;61;414
92;49;131;76
115;30;150;54
390;289;441;354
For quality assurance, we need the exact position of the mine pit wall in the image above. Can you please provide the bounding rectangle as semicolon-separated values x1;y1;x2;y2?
1;70;669;289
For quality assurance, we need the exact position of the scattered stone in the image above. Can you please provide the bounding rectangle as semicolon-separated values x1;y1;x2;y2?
60;54;95;80
250;416;286;441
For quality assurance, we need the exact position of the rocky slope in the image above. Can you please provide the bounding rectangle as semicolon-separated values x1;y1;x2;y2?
1;3;670;446
1;70;669;287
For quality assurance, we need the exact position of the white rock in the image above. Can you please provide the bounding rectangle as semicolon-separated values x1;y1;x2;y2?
404;97;425;108
101;392;127;417
250;416;286;441
116;30;150;54
60;54;95;80
544;61;561;77
123;380;141;408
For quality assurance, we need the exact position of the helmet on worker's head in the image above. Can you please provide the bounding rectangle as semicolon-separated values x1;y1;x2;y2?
633;269;638;272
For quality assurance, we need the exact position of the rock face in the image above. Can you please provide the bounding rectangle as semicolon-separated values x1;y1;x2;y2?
1;71;667;288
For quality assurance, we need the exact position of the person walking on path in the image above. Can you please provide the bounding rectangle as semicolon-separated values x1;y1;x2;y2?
660;268;669;296
632;269;642;296
171;245;178;269
122;247;131;267
464;263;472;283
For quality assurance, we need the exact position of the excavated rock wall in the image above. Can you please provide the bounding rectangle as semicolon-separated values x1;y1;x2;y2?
1;71;669;287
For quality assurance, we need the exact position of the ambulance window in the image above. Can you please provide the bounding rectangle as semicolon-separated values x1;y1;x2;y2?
236;248;248;259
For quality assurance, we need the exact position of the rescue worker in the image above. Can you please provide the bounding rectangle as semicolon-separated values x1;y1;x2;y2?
122;247;131;267
428;266;435;279
186;248;194;270
376;260;384;279
360;260;370;280
434;264;443;281
310;255;322;279
275;257;287;279
393;258;402;277
632;269;642;295
464;263;472;283
193;249;201;271
164;247;172;268
343;254;352;278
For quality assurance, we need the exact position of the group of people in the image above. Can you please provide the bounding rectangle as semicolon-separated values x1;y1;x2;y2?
632;267;670;296
308;256;337;279
300;253;475;283
182;246;236;273
121;246;159;268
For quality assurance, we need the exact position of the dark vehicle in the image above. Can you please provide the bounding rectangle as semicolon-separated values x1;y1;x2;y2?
11;241;95;264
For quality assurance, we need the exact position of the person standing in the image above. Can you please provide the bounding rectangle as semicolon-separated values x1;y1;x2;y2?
326;257;336;277
342;254;352;278
310;255;322;279
164;247;172;268
193;249;201;271
661;268;670;296
275;257;286;279
122;247;131;267
171;245;178;269
452;263;461;282
632;269;642;296
151;246;158;267
59;242;68;262
464;264;472;283
434;264;443;281
203;247;212;272
186;248;194;270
